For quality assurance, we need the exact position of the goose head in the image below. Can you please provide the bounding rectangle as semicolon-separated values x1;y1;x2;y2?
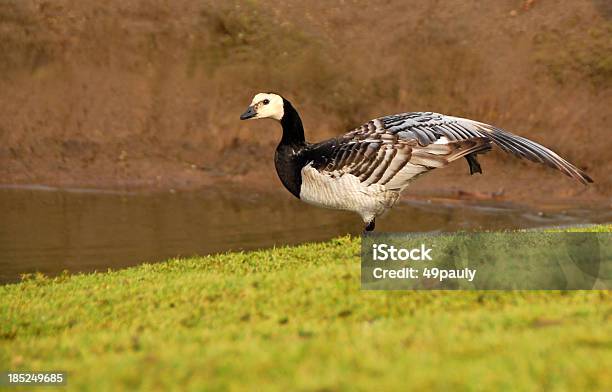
240;93;285;121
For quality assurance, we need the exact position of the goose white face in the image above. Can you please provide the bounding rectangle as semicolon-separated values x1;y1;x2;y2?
240;93;284;121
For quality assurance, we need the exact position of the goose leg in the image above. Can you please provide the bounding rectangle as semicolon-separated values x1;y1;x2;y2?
365;219;376;232
465;154;483;175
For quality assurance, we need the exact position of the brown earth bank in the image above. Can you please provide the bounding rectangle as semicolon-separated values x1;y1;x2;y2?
0;0;611;206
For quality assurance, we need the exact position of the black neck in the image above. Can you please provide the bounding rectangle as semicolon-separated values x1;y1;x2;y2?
279;98;306;146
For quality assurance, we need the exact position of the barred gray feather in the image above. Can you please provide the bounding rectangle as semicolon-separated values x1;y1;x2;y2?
305;112;592;188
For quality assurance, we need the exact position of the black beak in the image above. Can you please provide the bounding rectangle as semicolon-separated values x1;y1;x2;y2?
240;106;257;120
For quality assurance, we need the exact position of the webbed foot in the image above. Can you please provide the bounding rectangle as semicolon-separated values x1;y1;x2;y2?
465;154;483;175
365;220;376;232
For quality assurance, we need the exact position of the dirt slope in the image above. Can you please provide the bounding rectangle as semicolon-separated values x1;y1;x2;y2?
0;0;610;203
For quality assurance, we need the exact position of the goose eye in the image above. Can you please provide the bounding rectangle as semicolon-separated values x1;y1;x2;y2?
263;99;270;105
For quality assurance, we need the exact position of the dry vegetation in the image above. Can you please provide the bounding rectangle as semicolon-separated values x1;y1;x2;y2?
0;0;610;201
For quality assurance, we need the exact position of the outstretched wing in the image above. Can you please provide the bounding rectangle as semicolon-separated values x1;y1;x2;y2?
303;112;592;190
303;113;489;191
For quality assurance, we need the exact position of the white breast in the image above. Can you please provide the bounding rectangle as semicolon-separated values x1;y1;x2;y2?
299;164;400;223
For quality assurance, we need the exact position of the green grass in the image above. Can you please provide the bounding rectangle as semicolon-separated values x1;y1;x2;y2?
1;225;611;391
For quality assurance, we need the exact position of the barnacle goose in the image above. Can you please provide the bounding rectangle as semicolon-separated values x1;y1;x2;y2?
240;93;593;232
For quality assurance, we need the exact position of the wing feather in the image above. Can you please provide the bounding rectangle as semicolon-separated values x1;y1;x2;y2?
303;112;592;191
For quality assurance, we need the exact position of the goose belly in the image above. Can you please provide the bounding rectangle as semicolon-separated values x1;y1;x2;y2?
299;164;400;221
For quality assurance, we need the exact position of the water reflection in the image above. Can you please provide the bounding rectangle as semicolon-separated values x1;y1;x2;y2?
1;186;610;283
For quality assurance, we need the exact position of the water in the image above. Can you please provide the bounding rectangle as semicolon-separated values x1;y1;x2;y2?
1;186;610;284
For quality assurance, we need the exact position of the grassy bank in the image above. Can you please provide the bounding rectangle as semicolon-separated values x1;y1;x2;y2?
1;226;611;391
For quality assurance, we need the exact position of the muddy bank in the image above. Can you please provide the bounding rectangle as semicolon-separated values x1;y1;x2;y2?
0;0;610;203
